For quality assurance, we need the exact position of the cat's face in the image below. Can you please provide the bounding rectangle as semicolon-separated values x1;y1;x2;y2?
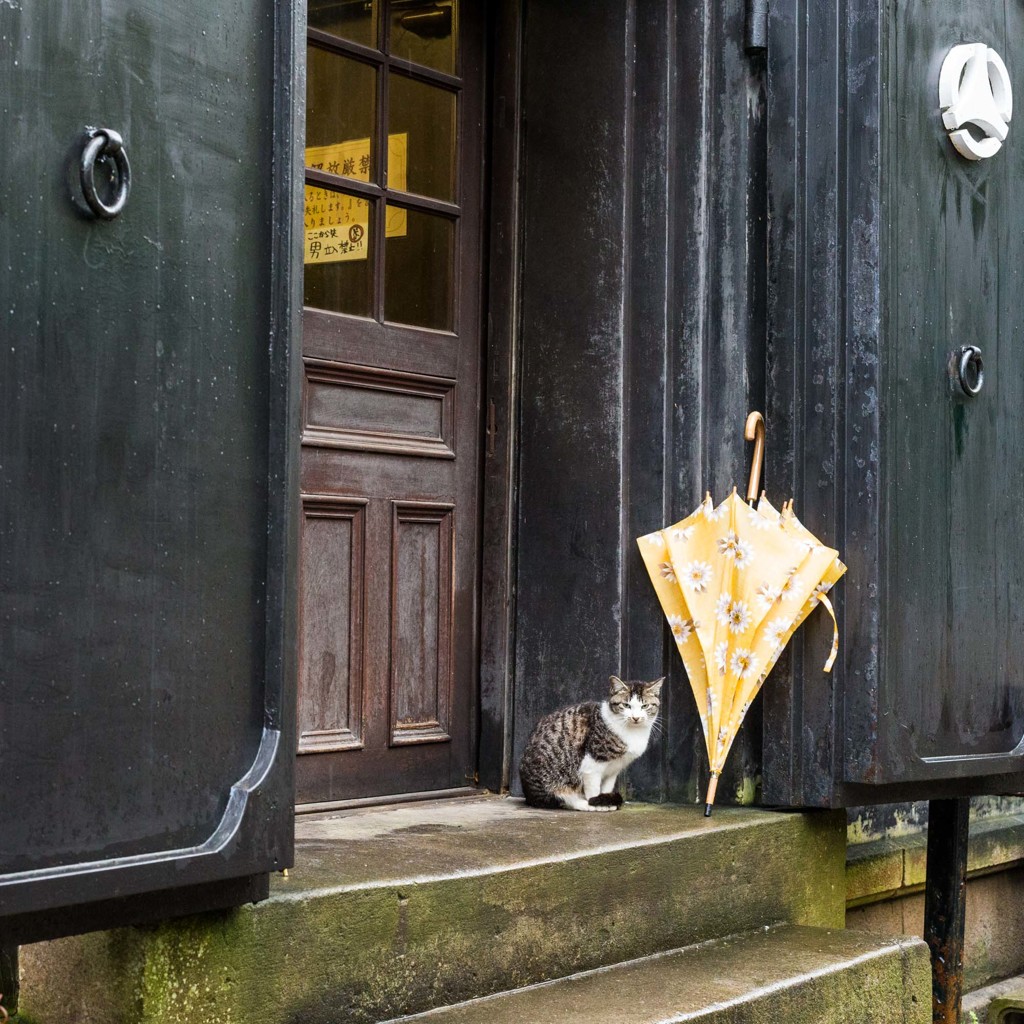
608;676;664;727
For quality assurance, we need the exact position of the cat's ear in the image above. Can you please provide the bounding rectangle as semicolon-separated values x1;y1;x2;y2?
644;677;666;698
609;675;629;696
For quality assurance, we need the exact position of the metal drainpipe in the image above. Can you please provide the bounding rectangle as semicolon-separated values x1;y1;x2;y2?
924;798;970;1024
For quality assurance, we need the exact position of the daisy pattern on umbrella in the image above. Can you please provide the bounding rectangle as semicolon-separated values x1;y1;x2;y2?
733;539;754;570
729;648;757;681
637;483;846;815
747;504;774;530
715;726;730;756
717;531;741;558
725;600;751;634
714;641;729;675
702;495;726;522
683;561;712;593
668;615;697;644
779;569;802;601
764;616;790;654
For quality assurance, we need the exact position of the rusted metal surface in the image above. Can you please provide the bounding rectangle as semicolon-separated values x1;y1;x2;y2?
924;798;970;1024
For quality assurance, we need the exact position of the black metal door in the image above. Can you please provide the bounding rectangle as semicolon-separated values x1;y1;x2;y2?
0;0;300;939
764;0;1024;805
881;3;1024;784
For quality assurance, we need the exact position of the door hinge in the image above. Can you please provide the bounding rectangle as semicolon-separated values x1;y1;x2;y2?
745;0;768;53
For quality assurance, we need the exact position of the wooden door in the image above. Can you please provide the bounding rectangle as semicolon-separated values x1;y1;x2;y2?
297;0;484;805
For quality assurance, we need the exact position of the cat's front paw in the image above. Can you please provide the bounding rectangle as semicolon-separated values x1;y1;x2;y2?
588;793;623;809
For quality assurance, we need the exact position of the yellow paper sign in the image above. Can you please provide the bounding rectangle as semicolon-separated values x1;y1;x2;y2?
304;133;408;264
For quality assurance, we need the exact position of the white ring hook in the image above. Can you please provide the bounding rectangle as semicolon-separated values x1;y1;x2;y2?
939;44;1013;161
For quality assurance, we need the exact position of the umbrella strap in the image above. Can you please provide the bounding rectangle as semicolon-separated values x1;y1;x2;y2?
819;594;839;673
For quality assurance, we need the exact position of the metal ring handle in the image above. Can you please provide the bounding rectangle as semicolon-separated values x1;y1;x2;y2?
79;128;131;219
956;345;984;397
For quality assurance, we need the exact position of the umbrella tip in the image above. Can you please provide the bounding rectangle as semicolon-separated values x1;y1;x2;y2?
704;772;720;816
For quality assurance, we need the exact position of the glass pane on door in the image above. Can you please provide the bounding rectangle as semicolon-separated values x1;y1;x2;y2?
384;205;453;330
389;0;457;74
304;187;375;317
306;47;378;183
309;0;378;49
388;72;456;201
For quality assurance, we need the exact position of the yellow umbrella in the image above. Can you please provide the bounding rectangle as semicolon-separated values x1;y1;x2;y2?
637;413;846;815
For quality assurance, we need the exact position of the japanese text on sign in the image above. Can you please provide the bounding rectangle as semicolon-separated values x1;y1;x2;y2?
304;134;408;264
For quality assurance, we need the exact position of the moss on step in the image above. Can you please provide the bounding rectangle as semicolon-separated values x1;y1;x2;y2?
396;925;931;1024
18;802;845;1024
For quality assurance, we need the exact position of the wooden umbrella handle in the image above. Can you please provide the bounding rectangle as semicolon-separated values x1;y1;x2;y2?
744;411;766;505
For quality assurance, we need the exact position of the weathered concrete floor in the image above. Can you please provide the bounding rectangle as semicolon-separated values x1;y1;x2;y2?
387;924;930;1024
279;795;816;897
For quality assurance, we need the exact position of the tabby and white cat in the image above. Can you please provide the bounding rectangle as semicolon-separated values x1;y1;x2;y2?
519;676;664;811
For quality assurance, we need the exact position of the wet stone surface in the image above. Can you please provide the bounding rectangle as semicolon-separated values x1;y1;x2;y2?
18;799;847;1024
279;796;802;895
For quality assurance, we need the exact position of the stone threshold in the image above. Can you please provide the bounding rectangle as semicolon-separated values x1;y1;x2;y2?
279;794;834;899
846;812;1024;908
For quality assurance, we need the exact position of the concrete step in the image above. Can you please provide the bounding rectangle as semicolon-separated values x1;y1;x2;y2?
387;925;930;1024
19;797;846;1024
964;973;1024;1023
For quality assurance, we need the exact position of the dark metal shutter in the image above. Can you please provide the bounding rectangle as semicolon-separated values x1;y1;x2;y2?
0;0;300;940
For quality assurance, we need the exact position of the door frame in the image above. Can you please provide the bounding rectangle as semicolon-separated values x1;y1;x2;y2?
476;0;525;795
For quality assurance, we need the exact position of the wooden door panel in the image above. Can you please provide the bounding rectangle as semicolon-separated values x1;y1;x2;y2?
390;503;455;746
303;310;461;378
301;449;458;500
298;498;366;754
303;360;457;460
